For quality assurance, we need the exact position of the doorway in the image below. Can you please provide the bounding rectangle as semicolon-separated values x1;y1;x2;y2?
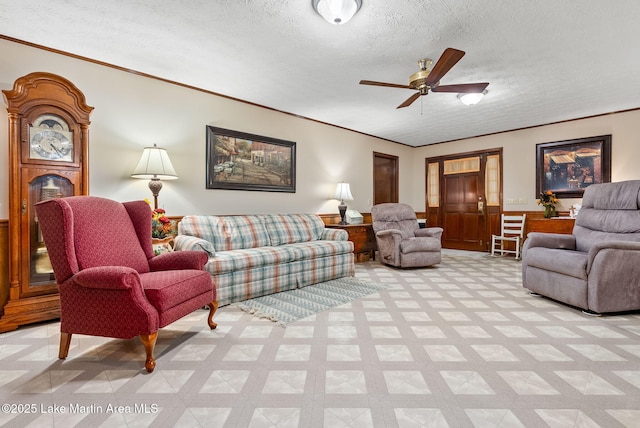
426;149;502;251
373;152;399;205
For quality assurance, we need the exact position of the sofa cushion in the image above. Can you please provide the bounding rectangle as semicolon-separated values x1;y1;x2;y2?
525;247;588;280
261;214;325;246
179;215;270;251
205;246;298;275
287;240;354;260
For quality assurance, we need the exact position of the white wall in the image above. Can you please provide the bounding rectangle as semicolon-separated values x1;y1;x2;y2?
2;38;639;220
411;109;640;212
0;38;415;219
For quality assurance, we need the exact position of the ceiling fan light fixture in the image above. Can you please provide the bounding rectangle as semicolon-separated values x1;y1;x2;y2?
458;90;487;105
312;0;362;25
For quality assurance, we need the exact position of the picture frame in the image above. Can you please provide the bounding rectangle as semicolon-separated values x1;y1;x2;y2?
206;126;296;192
536;135;611;198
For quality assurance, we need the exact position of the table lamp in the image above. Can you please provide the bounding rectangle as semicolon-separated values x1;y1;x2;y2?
333;182;354;225
131;144;178;209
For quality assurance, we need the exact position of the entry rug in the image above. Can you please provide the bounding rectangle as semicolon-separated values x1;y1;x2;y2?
236;277;388;326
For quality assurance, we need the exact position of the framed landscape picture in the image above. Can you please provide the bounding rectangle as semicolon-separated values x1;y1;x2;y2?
536;135;611;198
206;126;296;192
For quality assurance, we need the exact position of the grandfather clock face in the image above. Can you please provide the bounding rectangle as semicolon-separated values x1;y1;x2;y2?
28;114;74;162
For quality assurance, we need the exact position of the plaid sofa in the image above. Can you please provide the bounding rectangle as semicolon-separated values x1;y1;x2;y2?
174;214;355;306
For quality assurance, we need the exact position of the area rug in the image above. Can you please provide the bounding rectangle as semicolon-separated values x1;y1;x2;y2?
235;277;388;326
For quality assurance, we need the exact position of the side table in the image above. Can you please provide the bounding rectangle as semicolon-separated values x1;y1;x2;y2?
524;217;575;243
326;223;376;263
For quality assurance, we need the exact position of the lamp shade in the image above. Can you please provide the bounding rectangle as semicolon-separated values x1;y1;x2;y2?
333;182;354;202
312;0;362;25
131;144;178;180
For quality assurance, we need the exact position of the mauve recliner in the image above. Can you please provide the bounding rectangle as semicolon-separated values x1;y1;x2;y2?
371;203;443;268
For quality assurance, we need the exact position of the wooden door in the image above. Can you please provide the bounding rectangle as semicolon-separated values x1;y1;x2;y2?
373;152;398;204
442;172;485;250
426;149;502;252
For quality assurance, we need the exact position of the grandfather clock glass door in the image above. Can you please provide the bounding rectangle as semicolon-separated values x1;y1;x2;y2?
23;172;76;295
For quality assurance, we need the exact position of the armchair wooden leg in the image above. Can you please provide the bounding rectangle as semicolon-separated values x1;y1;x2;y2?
208;301;218;329
59;332;72;359
140;332;158;373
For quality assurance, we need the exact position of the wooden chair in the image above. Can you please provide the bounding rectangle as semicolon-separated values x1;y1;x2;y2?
491;214;526;259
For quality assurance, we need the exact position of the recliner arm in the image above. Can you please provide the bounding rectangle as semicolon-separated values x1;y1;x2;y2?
73;266;141;290
587;240;640;273
375;229;403;265
415;227;443;240
524;232;576;249
149;250;208;271
586;240;640;312
522;232;576;260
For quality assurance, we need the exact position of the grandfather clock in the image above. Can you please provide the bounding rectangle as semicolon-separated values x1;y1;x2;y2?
0;72;93;332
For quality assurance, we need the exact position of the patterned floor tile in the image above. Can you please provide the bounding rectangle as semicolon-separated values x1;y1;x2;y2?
1;250;639;427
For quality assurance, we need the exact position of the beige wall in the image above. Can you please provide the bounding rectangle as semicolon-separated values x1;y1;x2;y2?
0;39;414;219
2;38;639;220
410;109;640;212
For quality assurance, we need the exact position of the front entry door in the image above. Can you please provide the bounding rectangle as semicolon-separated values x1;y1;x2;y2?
442;172;485;251
426;149;502;252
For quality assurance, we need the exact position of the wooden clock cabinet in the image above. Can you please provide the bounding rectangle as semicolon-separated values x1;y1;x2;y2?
0;72;93;332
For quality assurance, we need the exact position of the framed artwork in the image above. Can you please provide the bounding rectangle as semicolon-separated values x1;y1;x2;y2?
536;135;611;198
205;126;296;192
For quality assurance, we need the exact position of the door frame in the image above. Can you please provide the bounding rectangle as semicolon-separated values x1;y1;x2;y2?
425;148;503;251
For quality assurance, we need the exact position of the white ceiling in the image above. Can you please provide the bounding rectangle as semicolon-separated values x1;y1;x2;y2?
2;1;640;147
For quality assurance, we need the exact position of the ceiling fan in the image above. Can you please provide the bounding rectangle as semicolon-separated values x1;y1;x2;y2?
359;47;489;109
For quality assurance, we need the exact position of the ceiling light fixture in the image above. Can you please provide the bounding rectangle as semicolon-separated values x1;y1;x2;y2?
458;90;488;106
312;0;362;25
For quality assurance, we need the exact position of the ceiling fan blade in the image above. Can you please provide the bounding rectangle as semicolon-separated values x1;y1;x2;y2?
360;80;412;89
425;47;465;86
397;92;421;109
432;82;489;93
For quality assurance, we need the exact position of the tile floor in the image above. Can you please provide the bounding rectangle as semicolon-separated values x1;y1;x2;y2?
0;249;639;427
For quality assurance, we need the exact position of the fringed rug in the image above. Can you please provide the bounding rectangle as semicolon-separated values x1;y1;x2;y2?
236;277;388;326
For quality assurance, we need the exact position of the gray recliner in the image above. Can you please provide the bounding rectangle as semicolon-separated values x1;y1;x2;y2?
371;203;443;268
522;180;640;314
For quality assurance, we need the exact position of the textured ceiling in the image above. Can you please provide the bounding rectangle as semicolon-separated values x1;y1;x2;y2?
1;1;639;147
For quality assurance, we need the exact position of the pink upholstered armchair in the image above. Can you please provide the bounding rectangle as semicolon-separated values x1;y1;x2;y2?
35;196;217;372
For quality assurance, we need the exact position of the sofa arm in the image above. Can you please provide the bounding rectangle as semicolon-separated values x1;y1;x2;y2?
321;228;349;241
415;227;443;240
174;234;216;256
73;266;141;290
149;250;209;271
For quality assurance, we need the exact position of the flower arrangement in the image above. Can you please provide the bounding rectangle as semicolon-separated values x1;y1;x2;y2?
537;190;559;218
146;199;173;238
